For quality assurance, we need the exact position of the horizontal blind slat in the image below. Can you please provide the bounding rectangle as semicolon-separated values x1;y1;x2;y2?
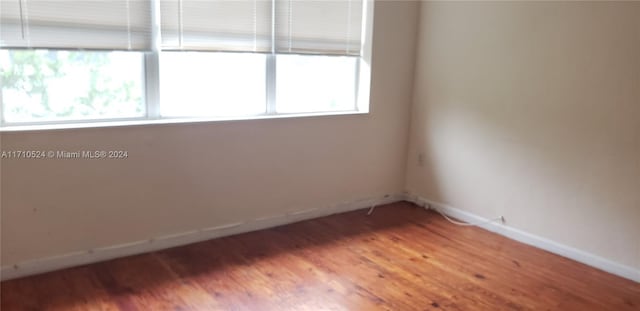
0;0;152;51
1;0;365;55
275;0;363;56
160;0;271;52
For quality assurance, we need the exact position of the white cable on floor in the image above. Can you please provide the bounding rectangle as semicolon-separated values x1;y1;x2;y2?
427;205;504;227
367;205;376;215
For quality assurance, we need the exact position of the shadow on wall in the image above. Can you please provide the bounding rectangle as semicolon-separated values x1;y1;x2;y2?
406;1;640;269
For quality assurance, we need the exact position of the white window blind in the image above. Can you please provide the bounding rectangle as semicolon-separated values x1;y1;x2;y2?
0;0;152;50
160;0;272;52
1;0;365;55
275;0;363;56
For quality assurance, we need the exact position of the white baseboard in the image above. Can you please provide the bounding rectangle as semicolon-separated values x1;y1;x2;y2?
5;193;638;284
0;194;404;281
403;193;640;283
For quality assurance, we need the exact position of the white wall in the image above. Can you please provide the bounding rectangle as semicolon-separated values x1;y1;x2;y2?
0;1;420;266
3;0;639;280
406;1;640;270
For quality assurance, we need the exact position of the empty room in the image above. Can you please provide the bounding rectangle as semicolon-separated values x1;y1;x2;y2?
0;0;639;310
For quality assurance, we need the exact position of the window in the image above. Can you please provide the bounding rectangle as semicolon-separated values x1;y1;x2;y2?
159;52;266;117
276;54;358;114
1;50;145;123
0;0;374;128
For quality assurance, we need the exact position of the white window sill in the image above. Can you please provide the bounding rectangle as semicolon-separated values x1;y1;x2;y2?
0;110;369;132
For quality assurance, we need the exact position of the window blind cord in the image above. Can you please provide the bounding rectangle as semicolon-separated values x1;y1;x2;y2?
18;0;25;39
19;0;31;46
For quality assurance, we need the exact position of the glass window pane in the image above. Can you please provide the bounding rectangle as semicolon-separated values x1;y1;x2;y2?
0;50;145;123
160;52;266;117
276;54;357;114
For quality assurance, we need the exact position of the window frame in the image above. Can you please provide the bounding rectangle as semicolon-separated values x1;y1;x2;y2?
0;0;374;130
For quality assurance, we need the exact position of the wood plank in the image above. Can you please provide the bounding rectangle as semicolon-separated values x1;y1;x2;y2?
2;202;639;310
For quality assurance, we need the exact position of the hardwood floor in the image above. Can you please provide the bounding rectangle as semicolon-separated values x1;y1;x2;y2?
2;202;639;310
